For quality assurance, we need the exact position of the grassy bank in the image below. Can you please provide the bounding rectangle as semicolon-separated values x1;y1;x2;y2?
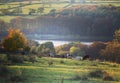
6;57;120;83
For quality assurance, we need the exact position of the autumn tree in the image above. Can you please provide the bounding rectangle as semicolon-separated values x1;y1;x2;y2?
2;28;27;52
114;29;120;43
87;42;106;59
55;44;71;55
55;42;87;56
100;29;120;63
100;42;120;63
70;46;85;56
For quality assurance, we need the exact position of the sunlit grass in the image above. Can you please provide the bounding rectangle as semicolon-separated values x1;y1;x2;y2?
0;3;69;22
0;16;38;22
22;3;68;14
0;16;16;22
7;57;120;83
0;1;120;22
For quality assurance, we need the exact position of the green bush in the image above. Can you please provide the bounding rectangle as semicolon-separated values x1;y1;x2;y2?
0;65;9;78
72;74;81;80
72;74;88;80
29;56;37;63
8;55;24;63
0;54;8;64
74;62;79;65
88;69;103;78
23;55;30;61
48;60;53;66
60;60;64;64
9;68;25;82
0;54;10;78
0;67;26;82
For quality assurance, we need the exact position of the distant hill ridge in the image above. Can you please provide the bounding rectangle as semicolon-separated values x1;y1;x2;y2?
0;4;120;41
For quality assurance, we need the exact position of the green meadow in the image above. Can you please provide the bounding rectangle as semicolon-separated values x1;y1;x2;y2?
0;0;120;22
7;57;120;83
0;1;69;22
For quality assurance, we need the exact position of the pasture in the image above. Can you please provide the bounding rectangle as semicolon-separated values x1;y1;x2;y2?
0;0;120;22
7;57;120;83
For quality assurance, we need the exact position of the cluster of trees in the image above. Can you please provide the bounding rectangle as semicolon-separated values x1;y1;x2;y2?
55;41;106;59
0;28;41;65
100;29;120;63
55;29;120;63
28;7;45;15
30;41;56;57
0;28;56;58
57;5;120;17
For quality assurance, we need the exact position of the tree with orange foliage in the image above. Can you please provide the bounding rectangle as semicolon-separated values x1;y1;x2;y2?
100;29;120;63
100;42;120;63
114;29;120;43
2;28;27;52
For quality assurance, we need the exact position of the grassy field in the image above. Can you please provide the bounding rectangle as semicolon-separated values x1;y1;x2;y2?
0;2;69;22
0;0;120;22
6;57;120;83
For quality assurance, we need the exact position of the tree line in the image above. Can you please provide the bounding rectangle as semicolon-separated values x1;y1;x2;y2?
55;29;120;63
0;28;120;63
0;29;120;63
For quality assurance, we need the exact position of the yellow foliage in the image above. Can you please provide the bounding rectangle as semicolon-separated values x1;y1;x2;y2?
2;28;27;51
100;42;120;63
114;29;120;42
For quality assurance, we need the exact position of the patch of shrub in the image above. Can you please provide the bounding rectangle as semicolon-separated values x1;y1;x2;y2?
72;74;81;80
8;55;24;63
72;74;88;80
109;63;118;67
90;63;98;66
29;56;37;63
23;55;29;61
88;69;103;78
0;54;10;78
81;75;88;80
0;54;8;64
48;60;53;66
9;69;25;82
74;62;79;65
103;72;114;81
60;60;64;64
0;65;9;78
